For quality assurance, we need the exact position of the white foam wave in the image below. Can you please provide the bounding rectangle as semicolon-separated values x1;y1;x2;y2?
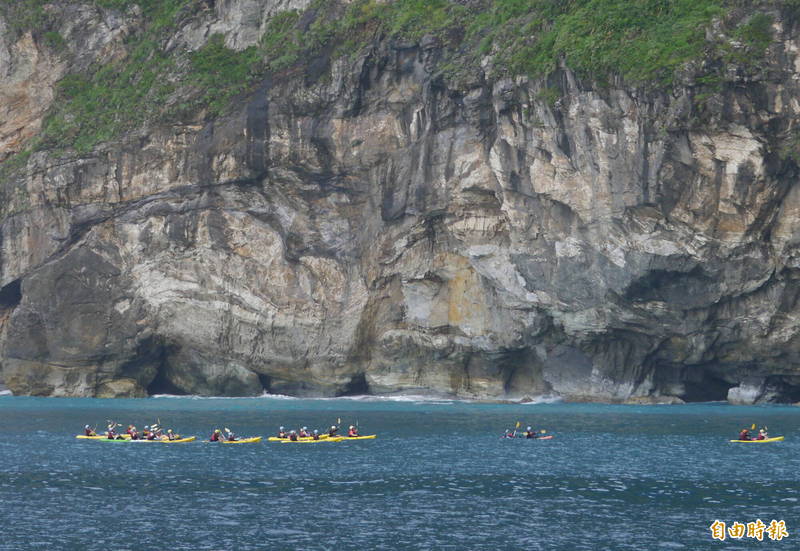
518;394;563;405
0;390;12;396
150;392;296;400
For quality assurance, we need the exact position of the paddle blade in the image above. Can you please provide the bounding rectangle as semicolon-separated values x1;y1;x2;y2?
515;421;521;429
337;418;341;425
540;429;547;434
751;423;756;430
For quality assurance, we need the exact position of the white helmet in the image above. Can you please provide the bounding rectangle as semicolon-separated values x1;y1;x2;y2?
349;426;354;429
313;430;318;434
290;430;296;434
279;426;285;430
331;425;336;430
302;426;307;430
527;427;532;431
85;425;90;429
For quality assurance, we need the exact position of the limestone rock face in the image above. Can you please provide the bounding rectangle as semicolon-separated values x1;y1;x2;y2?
2;4;800;403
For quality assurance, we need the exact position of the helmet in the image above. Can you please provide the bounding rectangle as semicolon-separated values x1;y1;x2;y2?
144;425;149;429
331;426;336;430
168;429;173;433
302;426;307;430
85;425;90;429
279;426;284;430
313;430;318;434
290;430;296;434
527;427;532;431
215;429;220;433
349;426;354;429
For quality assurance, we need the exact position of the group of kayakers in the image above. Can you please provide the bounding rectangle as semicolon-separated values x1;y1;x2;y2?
502;426;543;439
276;424;360;441
737;427;769;441
84;422;181;441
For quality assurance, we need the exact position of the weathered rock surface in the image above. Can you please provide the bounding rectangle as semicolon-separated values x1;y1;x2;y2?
2;2;800;403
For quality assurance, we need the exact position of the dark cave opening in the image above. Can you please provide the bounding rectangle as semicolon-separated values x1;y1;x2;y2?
145;344;187;396
340;372;369;396
257;373;272;394
146;369;187;396
681;371;735;403
0;279;22;310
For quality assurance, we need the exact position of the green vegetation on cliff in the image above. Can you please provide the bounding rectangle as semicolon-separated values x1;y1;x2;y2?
0;0;784;162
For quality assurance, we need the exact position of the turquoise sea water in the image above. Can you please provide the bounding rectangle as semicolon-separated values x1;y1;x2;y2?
0;396;798;550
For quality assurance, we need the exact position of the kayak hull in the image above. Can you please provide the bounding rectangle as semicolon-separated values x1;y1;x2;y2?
76;434;131;440
281;437;344;443
268;435;331;442
95;436;196;443
220;437;262;444
340;434;376;441
729;436;784;443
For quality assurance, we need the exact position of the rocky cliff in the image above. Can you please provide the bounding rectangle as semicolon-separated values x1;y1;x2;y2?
2;0;800;403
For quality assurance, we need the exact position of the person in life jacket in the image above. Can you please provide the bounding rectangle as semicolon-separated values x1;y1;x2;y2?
166;429;176;441
224;429;237;442
348;425;359;437
146;427;157;441
298;427;310;438
289;430;299;441
328;425;339;437
210;429;222;442
84;425;96;437
106;423;119;439
738;428;751;441
502;429;515;439
278;426;287;438
128;426;140;440
312;430;320;440
757;428;769;440
524;426;537;439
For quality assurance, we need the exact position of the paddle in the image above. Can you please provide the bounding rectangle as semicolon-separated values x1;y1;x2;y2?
512;421;520;438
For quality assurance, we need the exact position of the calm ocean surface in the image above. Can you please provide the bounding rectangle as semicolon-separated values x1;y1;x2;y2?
0;395;797;550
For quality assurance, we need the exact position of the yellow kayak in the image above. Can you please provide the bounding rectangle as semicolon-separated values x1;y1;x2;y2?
340;434;376;441
76;434;131;440
729;436;784;443
281;437;343;443
268;434;331;442
220;437;262;444
93;436;196;443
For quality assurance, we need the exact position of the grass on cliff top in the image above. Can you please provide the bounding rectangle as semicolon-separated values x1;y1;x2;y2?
0;0;779;162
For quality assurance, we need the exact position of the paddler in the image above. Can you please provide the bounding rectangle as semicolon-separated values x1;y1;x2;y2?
757;428;769;440
278;426;288;438
128;425;140;440
288;430;299;442
502;429;515;439
738;428;751;441
84;425;96;437
166;429;176;441
145;427;157;441
224;429;237;442
312;429;320;441
328;425;339;437
210;429;222;442
524;426;537;439
347;425;359;437
298;426;311;438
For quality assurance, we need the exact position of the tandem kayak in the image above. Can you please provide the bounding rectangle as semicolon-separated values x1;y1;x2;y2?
281;437;344;443
729;436;784;443
76;434;131;440
95;436;196;443
339;435;377;441
267;435;331;442
220;437;262;444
